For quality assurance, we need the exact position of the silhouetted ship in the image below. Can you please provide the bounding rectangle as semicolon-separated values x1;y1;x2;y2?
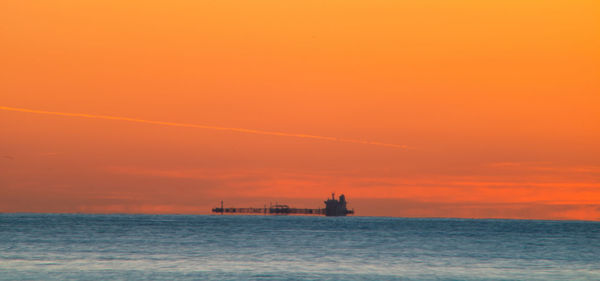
212;193;354;217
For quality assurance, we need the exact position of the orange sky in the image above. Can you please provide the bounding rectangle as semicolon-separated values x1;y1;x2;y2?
1;1;599;220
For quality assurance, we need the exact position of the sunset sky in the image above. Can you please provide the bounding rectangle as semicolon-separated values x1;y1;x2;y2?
1;1;599;220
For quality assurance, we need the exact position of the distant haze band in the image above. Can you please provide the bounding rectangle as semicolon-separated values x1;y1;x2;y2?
0;106;408;149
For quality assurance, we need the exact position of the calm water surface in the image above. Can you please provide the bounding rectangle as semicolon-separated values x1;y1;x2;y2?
1;214;599;280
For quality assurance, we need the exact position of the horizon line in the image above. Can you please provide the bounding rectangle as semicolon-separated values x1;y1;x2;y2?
1;211;597;222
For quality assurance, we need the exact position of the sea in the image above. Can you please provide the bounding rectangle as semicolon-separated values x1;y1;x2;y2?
0;214;599;280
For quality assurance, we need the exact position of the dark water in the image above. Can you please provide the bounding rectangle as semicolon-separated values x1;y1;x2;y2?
1;214;599;280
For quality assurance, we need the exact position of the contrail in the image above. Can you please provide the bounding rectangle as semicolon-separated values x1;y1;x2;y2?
0;106;407;149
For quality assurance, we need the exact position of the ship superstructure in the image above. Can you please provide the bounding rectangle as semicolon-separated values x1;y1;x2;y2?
324;193;352;216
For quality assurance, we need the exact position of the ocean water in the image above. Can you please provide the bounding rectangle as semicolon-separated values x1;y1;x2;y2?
0;214;599;280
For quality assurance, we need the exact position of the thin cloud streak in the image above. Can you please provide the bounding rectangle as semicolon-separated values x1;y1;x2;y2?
1;106;408;149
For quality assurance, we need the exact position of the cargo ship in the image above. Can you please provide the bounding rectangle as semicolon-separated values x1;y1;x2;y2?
212;193;354;216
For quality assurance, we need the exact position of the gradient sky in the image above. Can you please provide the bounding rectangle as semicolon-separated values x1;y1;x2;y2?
1;1;599;220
